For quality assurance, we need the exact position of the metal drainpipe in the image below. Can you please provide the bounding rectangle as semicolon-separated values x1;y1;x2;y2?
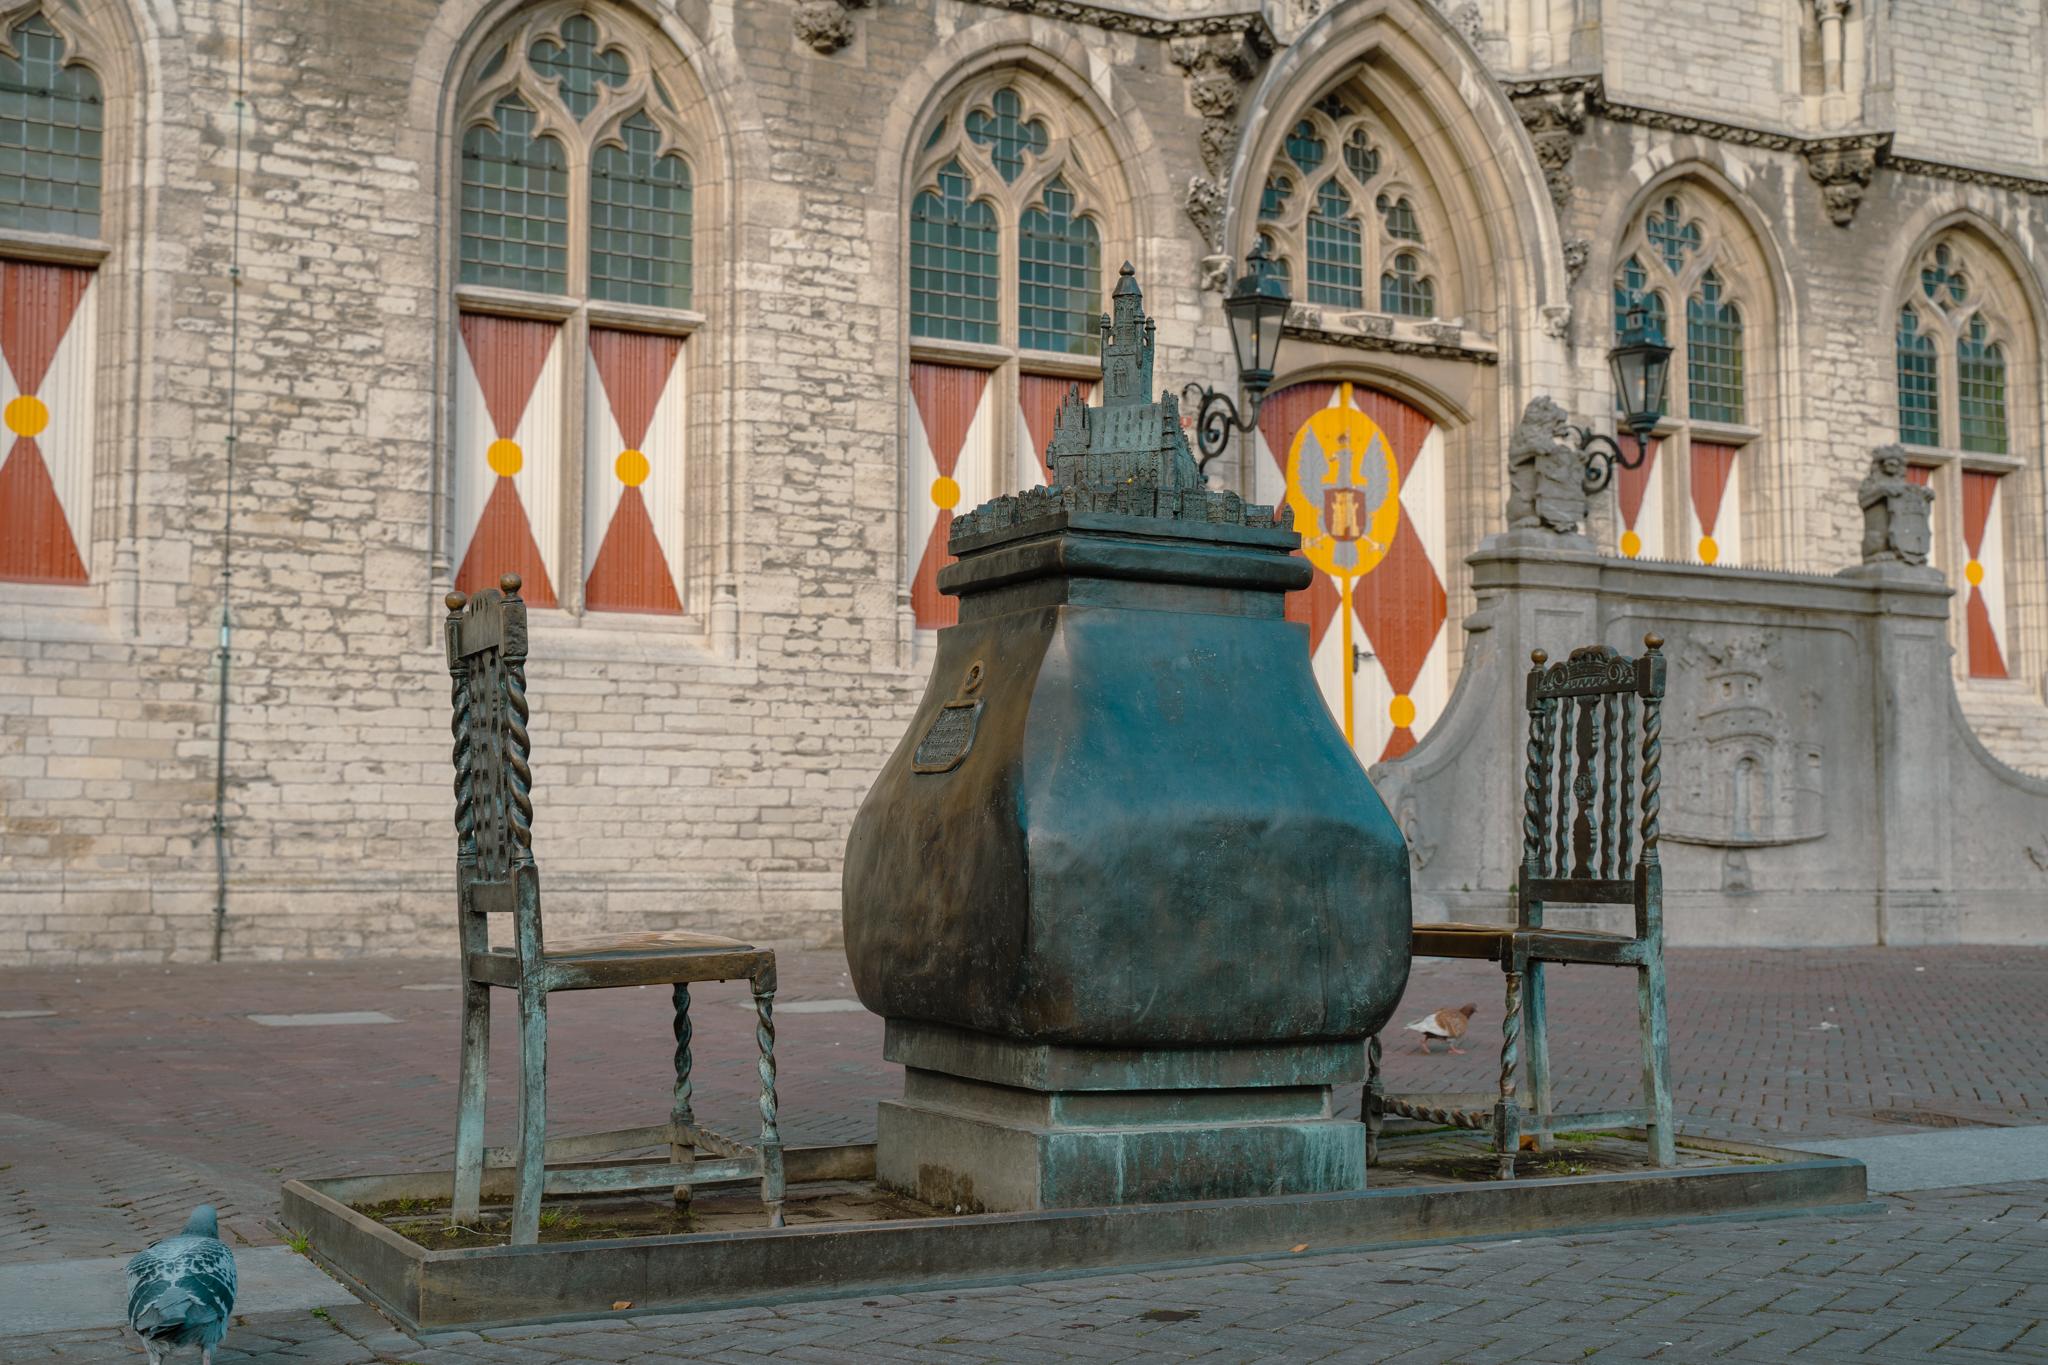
209;9;248;963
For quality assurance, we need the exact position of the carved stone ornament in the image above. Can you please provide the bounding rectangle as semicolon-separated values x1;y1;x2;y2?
1505;395;1587;535
1664;631;1827;849
1198;250;1233;294
1858;443;1934;566
1562;237;1591;284
1169;30;1266;249
1185;173;1226;259
793;0;871;55
1511;86;1587;213
1804;140;1882;226
1539;304;1572;340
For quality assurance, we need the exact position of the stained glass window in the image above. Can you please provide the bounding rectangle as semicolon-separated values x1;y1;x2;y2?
0;15;103;238
1380;251;1434;317
1314;92;1354;119
1686;269;1743;424
966;87;1046;184
528;13;629;121
1896;307;1939;447
1304;179;1363;308
589;112;691;308
1646;196;1701;275
460;97;570;293
1376;193;1421;242
1342;129;1378;181
1018;177;1100;355
909;159;999;344
1958;315;2008;454
1285;119;1325;175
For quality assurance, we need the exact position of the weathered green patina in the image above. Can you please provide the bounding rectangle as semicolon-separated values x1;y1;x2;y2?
843;265;1413;1209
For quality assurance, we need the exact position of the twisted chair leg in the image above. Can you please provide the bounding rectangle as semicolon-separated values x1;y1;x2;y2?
753;967;785;1229
1363;1034;1384;1167
670;983;695;1208
1494;969;1523;1181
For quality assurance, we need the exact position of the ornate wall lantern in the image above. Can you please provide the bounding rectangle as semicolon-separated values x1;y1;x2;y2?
1578;290;1673;492
1184;241;1293;480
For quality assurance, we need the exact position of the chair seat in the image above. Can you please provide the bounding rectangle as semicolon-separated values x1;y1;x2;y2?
1412;922;1646;967
532;929;753;957
467;930;772;991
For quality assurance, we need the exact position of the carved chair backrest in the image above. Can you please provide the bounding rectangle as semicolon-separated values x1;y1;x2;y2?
1519;635;1666;933
445;575;538;935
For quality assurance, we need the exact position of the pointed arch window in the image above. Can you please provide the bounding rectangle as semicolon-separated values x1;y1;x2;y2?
449;9;708;619
0;10;117;589
590;111;691;308
1305;180;1363;308
1896;307;1939;447
1957;316;2007;455
904;75;1127;632
0;14;102;238
1254;88;1446;324
1380;251;1433;317
910;159;1000;345
1892;234;2040;685
1017;176;1100;355
461;97;569;294
1686;268;1743;424
1607;187;1766;568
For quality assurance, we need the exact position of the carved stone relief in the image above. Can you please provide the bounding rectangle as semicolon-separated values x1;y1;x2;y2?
1169;30;1267;255
1665;632;1827;848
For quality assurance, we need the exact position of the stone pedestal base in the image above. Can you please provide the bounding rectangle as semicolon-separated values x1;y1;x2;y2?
874;1021;1368;1212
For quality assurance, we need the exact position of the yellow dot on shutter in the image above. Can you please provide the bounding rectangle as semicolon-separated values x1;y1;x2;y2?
931;476;960;510
1698;536;1719;565
1965;560;1984;586
615;449;650;487
1620;530;1642;558
486;438;523;477
1389;694;1417;728
4;394;48;437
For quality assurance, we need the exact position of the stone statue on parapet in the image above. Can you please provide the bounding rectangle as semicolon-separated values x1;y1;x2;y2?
1858;444;1933;567
1505;396;1587;536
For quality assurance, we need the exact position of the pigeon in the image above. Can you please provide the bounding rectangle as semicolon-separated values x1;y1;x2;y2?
125;1204;238;1365
1404;1003;1477;1054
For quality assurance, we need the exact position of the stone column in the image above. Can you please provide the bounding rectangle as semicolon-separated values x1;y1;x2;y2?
1816;0;1850;127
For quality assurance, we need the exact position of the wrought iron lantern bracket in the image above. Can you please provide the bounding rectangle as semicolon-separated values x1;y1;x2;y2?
1573;424;1654;495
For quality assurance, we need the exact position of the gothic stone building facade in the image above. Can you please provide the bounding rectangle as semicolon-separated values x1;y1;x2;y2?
1;0;2045;963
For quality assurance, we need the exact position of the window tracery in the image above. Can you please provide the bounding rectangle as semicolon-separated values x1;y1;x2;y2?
1254;92;1445;320
909;76;1114;359
1892;233;2039;683
448;6;708;618
903;72;1128;633
1606;185;1767;568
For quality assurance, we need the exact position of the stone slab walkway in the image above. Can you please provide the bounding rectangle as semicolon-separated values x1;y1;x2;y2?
2;946;2045;1360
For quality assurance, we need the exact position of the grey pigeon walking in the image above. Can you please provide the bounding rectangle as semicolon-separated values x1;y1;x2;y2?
125;1204;237;1365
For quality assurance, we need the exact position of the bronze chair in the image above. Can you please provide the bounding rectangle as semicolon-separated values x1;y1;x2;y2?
1366;634;1675;1179
444;574;785;1245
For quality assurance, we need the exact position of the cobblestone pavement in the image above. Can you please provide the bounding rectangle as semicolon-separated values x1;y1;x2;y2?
3;947;2046;1360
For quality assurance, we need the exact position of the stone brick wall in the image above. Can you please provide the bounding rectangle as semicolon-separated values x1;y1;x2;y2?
2;0;2046;965
1889;0;2048;171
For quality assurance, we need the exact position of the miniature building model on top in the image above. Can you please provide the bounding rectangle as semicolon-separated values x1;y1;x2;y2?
844;265;1412;1214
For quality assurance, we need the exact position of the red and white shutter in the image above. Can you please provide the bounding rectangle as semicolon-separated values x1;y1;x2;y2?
907;362;993;630
454;314;562;605
0;261;95;584
1961;470;2008;679
584;328;685;614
